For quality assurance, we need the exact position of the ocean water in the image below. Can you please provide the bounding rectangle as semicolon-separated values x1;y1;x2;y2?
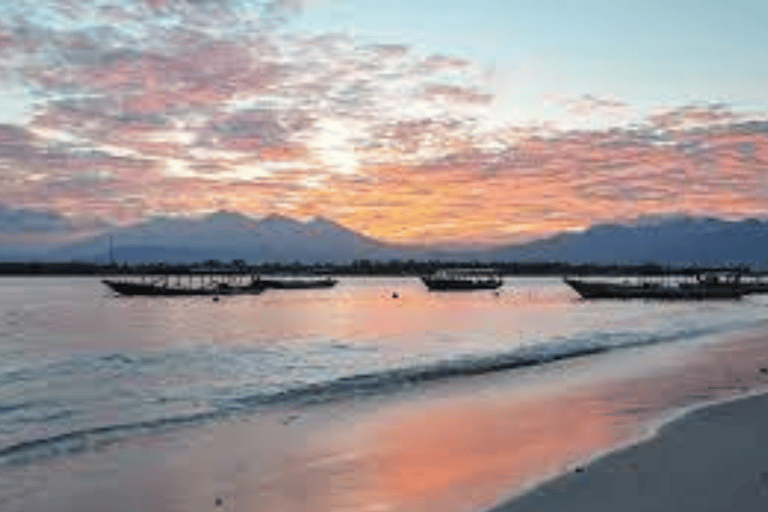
0;276;766;470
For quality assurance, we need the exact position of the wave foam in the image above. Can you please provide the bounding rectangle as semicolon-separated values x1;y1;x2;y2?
0;323;742;466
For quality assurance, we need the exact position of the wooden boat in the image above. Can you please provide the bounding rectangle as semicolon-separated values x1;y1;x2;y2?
102;276;266;296
564;272;743;300
738;279;768;295
421;269;503;291
257;277;338;289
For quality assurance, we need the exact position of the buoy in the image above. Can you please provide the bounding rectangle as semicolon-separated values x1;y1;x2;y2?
392;292;398;298
282;414;301;425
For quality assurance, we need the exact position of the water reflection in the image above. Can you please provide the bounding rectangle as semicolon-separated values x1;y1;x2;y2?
11;328;768;512
3;277;768;512
4;277;581;356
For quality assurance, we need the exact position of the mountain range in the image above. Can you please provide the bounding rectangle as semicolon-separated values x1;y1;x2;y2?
485;215;768;266
1;207;767;267
53;212;407;264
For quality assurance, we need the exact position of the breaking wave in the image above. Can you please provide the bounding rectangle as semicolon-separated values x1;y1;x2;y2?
0;321;745;466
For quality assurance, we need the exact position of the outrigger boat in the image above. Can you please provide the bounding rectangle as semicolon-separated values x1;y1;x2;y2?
564;270;744;300
103;273;266;297
421;268;503;291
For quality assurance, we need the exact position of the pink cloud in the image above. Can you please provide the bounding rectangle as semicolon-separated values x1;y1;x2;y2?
415;55;473;74
422;84;493;105
648;104;741;130
2;2;768;243
367;44;410;59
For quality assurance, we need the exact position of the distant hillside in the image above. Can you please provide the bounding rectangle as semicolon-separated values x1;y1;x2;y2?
487;216;768;266
49;212;409;264
0;208;762;267
0;204;106;261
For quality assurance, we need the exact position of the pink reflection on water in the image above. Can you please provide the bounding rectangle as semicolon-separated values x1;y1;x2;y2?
18;330;768;512
7;278;768;512
20;277;578;355
358;392;626;512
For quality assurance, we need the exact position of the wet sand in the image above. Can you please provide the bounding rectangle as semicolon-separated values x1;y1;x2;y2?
493;390;768;512
7;329;768;512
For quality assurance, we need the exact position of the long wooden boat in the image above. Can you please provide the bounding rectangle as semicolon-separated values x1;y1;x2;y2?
258;277;338;289
102;278;266;296
421;269;503;291
738;280;768;295
564;275;743;300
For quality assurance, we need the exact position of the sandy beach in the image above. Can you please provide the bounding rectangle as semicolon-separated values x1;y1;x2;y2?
494;390;768;512
6;324;768;512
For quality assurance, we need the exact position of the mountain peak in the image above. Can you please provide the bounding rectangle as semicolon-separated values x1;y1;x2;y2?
630;213;692;227
305;216;344;230
259;213;303;226
202;210;255;223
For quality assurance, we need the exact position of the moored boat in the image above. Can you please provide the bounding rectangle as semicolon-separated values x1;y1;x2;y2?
102;275;266;296
421;269;503;291
564;272;743;300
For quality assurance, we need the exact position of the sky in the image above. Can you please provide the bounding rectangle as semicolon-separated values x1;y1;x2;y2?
0;0;767;244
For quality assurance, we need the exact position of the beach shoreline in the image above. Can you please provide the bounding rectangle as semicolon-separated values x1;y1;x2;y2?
490;384;768;512
7;326;768;512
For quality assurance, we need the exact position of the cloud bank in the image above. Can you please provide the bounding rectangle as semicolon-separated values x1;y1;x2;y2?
0;1;767;243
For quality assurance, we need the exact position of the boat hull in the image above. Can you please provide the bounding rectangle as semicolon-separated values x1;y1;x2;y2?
740;281;768;295
564;278;742;300
421;277;503;291
259;278;337;289
102;279;266;296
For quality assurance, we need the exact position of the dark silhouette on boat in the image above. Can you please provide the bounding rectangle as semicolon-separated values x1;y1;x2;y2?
421;269;503;291
564;270;745;300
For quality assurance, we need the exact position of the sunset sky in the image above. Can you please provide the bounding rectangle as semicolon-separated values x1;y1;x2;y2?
1;0;768;243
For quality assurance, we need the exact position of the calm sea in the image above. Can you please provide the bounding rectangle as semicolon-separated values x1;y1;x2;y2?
0;276;766;469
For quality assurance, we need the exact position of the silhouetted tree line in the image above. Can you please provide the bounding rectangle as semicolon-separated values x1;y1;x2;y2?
0;260;756;276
